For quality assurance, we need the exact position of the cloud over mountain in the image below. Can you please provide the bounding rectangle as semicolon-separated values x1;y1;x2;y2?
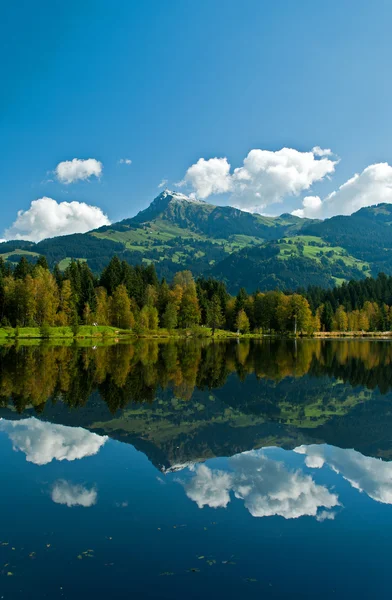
292;163;392;218
55;158;102;184
4;197;110;242
181;147;337;212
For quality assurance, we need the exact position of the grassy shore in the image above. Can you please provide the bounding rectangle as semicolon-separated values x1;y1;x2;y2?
0;325;391;341
0;325;264;341
0;325;135;340
313;330;392;338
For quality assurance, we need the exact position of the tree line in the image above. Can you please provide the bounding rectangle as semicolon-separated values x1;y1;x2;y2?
2;255;392;333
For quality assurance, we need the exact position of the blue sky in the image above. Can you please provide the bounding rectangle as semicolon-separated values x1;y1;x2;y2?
2;0;392;241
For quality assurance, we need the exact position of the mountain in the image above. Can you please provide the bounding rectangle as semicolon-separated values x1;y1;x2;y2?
2;190;392;291
0;190;314;279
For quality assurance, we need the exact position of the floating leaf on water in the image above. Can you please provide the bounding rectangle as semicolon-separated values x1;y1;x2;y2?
7;572;13;577
187;568;200;573
11;548;15;551
160;572;174;576
46;544;51;548
29;552;36;559
1;543;9;546
77;555;83;560
198;556;205;560
203;527;207;531
244;578;258;583
207;560;216;566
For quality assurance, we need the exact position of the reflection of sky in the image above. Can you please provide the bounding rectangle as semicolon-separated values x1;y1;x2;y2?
51;480;97;507
183;443;392;520
0;417;107;465
1;417;392;598
183;450;339;520
295;444;392;505
2;416;392;520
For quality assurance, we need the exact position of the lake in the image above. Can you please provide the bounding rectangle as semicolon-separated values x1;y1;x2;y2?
0;338;391;599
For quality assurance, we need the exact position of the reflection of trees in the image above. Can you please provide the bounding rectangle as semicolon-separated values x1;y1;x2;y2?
1;339;392;415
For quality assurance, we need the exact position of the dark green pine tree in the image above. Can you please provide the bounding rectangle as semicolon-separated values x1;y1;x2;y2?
80;262;97;313
234;287;248;314
36;255;50;270
206;294;224;335
14;256;33;279
322;301;334;332
52;263;63;286
100;256;123;295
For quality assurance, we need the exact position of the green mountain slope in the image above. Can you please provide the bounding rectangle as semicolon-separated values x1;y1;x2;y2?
210;235;371;293
2;191;392;291
0;190;313;279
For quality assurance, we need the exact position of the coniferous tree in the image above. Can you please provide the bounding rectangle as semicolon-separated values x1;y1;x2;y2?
206;294;224;335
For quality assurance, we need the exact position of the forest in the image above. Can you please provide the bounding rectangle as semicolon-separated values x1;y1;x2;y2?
1;255;392;335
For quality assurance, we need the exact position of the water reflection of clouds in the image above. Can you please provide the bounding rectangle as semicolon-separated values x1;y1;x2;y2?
185;444;392;518
295;444;392;505
184;450;340;520
51;480;97;507
0;418;107;465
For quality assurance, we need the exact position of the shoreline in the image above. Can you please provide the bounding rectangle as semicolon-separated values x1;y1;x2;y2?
0;326;392;342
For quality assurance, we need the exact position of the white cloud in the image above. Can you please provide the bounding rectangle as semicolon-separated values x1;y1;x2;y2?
292;195;323;218
51;480;97;507
4;197;111;242
55;158;102;184
293;163;392;218
312;146;333;157
184;449;339;519
181;157;232;199
0;418;108;465
119;158;132;165
181;148;337;211
295;444;392;505
158;179;168;189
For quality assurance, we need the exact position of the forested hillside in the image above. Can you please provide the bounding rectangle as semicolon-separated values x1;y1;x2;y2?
2;191;392;292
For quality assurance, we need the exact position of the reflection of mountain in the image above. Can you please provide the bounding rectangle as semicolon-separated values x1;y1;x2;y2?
2;339;392;470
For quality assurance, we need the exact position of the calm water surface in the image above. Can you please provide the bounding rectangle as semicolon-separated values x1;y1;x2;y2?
0;339;391;599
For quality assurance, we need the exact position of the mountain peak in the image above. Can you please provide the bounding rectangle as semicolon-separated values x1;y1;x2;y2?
156;189;205;204
131;189;207;224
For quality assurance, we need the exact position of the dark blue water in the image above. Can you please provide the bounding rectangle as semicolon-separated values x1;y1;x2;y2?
0;339;391;599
